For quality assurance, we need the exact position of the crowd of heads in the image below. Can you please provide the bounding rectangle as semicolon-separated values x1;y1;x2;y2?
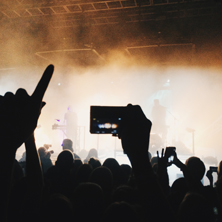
11;137;222;222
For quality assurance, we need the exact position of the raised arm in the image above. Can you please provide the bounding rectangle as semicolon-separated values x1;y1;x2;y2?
118;104;151;174
118;104;176;222
0;64;54;222
156;147;175;195
172;151;204;191
25;133;44;189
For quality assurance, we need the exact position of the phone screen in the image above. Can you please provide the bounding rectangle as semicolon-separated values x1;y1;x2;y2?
91;117;122;134
168;155;174;163
90;106;125;134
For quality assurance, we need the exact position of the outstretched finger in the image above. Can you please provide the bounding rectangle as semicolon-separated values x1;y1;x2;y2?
31;64;54;103
161;148;164;158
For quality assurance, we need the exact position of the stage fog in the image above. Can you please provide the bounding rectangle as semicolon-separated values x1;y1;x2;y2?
1;64;222;164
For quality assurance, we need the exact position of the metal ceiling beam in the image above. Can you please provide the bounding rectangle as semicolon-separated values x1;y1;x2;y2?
0;0;217;18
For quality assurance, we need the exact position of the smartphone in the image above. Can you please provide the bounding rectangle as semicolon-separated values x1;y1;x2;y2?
210;166;218;172
90;106;126;134
168;155;174;163
167;147;176;163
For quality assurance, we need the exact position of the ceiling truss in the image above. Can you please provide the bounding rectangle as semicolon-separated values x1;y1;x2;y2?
0;0;220;27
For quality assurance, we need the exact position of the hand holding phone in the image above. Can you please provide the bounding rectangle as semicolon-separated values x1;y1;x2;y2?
166;147;176;164
209;166;218;173
90;104;152;160
157;147;176;168
119;104;152;157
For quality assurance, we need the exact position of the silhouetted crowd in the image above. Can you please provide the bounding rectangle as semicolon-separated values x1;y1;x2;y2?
1;65;222;222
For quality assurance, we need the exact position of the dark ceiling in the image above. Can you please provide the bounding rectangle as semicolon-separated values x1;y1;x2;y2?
0;0;222;68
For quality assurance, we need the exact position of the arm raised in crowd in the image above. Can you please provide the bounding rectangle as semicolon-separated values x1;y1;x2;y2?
0;65;54;222
118;104;176;222
172;151;204;191
156;147;175;195
25;132;44;191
